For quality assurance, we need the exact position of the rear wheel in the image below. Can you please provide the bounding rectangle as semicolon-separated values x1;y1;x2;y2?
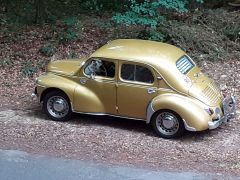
43;90;72;121
151;110;185;139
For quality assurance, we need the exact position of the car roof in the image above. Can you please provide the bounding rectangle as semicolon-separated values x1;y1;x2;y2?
90;39;186;68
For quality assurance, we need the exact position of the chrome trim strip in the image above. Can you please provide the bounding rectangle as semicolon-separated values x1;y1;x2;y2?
182;119;196;131
72;109;145;121
146;102;155;124
37;84;46;88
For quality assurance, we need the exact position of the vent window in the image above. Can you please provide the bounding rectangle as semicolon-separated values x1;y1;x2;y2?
176;56;195;74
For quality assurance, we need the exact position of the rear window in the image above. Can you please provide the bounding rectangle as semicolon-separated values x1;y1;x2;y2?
176;56;195;74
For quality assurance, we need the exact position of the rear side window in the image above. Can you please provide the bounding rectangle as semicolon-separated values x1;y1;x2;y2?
121;64;154;84
176;56;195;74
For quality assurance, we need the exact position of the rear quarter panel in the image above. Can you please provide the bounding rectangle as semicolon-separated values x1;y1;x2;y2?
152;94;212;131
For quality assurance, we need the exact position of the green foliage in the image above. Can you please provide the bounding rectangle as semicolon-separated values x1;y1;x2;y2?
67;50;79;59
113;0;190;28
80;0;126;12
39;44;56;57
5;1;36;24
22;62;37;77
55;17;82;43
224;26;240;42
81;0;103;12
0;58;13;67
148;29;166;41
113;0;203;41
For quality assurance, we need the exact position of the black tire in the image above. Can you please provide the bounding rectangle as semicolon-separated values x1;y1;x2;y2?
43;90;72;121
151;110;185;139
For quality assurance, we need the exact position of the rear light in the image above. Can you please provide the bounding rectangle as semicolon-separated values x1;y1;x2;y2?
205;108;214;116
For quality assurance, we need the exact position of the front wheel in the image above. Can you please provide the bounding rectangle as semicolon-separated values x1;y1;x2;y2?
151;110;185;139
43;91;72;121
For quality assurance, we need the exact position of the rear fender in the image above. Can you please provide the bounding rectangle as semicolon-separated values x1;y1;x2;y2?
149;94;211;131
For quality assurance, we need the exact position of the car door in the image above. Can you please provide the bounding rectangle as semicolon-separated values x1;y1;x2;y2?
73;58;117;115
117;61;158;119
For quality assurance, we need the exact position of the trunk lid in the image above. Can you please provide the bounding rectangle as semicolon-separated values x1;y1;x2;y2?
187;67;223;106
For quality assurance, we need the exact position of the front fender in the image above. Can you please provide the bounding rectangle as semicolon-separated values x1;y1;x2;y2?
150;94;211;131
37;73;78;103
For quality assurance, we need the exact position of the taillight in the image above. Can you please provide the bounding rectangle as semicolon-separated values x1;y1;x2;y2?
204;108;214;116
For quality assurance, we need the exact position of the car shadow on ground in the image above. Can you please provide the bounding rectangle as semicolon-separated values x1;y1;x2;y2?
26;107;218;141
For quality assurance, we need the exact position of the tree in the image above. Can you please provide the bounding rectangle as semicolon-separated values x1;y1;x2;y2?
34;0;47;24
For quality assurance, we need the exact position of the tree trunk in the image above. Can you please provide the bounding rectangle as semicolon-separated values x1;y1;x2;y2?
35;0;46;24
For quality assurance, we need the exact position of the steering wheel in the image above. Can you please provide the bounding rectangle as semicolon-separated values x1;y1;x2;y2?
99;65;107;77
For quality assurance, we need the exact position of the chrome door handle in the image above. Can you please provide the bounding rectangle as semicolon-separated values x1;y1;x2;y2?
147;88;156;94
80;77;87;84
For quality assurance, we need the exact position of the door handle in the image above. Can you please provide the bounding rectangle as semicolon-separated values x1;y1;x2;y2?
80;77;87;84
147;88;157;94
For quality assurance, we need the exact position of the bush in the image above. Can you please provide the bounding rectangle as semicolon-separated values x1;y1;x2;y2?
112;0;203;41
164;13;240;62
0;57;13;67
39;44;56;57
22;62;37;77
54;17;82;44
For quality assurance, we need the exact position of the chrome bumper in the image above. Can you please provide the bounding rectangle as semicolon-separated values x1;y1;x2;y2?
208;95;236;130
31;87;38;101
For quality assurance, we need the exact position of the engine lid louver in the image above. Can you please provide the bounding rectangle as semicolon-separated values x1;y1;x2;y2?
176;56;194;74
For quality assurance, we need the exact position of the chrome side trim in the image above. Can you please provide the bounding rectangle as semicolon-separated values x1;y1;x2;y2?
72;109;145;121
37;84;46;88
146;102;155;124
182;119;196;131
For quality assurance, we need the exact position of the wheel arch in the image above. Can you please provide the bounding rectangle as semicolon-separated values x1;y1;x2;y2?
147;94;211;131
40;88;70;102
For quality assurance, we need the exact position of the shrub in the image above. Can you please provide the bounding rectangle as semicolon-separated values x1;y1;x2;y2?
0;58;13;67
22;62;37;77
54;17;82;44
39;44;56;57
112;0;203;41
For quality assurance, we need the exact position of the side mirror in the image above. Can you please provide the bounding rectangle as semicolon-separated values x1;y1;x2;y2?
157;76;162;80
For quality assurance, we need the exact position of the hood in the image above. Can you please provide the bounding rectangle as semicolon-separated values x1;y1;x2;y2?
47;58;87;76
187;67;223;106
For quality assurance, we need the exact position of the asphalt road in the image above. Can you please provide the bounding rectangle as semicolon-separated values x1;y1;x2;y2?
0;149;239;180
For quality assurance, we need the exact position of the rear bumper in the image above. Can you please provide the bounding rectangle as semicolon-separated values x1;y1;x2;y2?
208;95;236;130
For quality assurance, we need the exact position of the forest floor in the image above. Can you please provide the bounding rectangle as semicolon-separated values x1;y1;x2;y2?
0;8;240;175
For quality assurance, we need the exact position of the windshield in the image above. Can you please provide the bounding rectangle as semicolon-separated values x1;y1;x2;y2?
176;56;195;75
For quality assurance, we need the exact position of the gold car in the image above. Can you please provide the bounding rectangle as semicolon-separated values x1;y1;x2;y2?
33;39;236;138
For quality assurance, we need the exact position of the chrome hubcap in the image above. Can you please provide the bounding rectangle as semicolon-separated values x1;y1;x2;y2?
53;99;65;112
47;96;69;118
156;112;179;136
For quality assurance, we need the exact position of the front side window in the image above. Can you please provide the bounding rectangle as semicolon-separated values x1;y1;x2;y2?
121;64;154;84
84;58;115;78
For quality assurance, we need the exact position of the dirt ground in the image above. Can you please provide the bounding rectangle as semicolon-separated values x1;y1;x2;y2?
0;60;240;176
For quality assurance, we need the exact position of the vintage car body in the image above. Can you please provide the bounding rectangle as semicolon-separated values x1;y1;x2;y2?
33;39;236;138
